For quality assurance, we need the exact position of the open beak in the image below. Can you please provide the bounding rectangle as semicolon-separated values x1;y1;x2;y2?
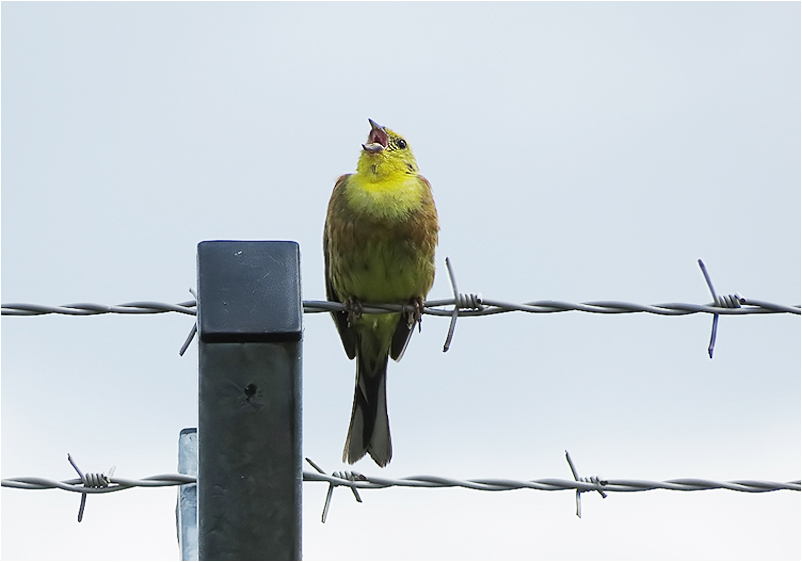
362;118;388;154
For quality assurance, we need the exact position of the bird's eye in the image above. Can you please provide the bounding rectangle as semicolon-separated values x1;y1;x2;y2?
397;139;407;149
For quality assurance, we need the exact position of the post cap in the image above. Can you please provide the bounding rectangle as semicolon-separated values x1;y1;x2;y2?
197;241;302;343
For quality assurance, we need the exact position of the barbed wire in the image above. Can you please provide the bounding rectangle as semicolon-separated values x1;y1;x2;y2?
8;470;797;495
3;259;798;358
3;296;799;318
3;259;798;529
3;452;799;523
4;260;799;318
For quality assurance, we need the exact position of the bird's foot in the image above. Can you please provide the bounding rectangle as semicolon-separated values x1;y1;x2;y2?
407;297;425;332
344;298;363;328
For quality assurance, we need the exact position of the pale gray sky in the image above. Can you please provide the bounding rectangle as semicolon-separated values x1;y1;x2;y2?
2;2;800;560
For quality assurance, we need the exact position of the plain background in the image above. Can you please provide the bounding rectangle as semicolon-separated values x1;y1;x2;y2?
2;2;800;560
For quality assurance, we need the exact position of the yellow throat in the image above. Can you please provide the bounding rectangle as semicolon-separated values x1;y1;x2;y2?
348;119;424;221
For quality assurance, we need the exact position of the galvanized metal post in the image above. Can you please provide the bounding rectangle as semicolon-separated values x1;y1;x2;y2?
197;241;302;561
177;428;198;561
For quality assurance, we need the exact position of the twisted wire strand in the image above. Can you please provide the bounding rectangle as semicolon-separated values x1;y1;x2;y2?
6;298;796;317
3;473;798;494
1;301;198;316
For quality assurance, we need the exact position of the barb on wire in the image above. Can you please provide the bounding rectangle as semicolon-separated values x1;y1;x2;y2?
178;288;199;356
66;454;115;522
179;324;197;357
305;458;364;523
565;451;607;518
442;257;483;352
698;259;742;359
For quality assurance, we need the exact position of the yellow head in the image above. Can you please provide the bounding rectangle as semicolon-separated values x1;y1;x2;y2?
356;119;419;182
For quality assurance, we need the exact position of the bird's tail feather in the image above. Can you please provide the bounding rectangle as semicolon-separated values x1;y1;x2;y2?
343;350;391;467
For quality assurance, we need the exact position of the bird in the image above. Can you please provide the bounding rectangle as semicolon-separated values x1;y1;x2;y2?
323;118;439;467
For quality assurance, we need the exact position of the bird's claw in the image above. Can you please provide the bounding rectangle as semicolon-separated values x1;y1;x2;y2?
407;297;425;332
345;298;363;328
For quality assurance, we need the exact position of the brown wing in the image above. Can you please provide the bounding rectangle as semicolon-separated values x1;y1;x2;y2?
324;174;358;359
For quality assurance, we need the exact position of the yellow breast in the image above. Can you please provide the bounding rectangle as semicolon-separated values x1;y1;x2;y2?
344;173;425;223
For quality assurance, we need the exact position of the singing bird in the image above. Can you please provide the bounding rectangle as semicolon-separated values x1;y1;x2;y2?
324;119;439;467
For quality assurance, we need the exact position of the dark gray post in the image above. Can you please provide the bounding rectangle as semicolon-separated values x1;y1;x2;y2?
197;241;302;561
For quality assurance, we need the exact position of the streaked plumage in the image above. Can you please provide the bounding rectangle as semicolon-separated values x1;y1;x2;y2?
324;119;439;467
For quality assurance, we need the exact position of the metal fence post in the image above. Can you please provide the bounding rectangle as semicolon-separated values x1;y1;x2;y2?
177;428;198;561
196;241;303;561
